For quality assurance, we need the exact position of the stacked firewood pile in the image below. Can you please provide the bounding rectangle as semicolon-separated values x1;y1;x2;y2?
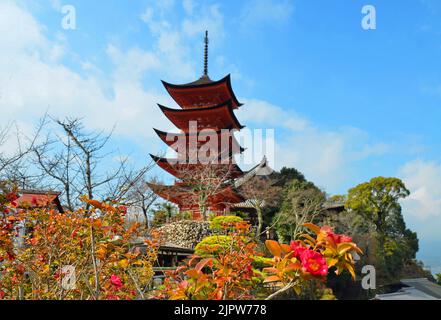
157;220;212;249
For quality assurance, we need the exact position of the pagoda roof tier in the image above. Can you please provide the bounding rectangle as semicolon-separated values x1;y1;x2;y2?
162;75;242;109
150;154;244;180
158;101;244;133
153;128;245;158
148;183;245;207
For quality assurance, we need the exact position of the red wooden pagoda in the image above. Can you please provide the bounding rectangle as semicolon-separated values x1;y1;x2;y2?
149;31;246;219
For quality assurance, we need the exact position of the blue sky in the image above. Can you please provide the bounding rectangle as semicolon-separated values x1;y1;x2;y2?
1;0;441;274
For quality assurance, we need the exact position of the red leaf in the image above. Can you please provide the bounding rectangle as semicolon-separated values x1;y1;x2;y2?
195;258;212;272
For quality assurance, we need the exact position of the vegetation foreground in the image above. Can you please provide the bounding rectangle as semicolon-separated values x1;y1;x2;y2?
1;172;437;300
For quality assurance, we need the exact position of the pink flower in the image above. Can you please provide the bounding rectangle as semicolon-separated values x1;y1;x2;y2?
300;249;328;277
320;226;334;234
337;235;353;243
110;274;123;289
290;240;307;259
321;226;352;244
328;233;353;245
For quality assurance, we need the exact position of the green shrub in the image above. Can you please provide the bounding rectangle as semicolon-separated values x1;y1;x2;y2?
233;211;249;220
252;256;273;269
209;215;243;231
194;235;234;257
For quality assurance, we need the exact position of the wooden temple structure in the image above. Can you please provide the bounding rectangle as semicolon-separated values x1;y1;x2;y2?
16;189;64;213
148;32;249;219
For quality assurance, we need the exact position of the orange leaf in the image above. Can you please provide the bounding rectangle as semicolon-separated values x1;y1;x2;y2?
285;262;301;272
303;223;321;235
327;258;339;267
280;244;292;254
265;240;282;258
337;243;355;255
185;269;200;279
87;199;104;209
263;267;279;274
301;233;316;246
264;275;281;283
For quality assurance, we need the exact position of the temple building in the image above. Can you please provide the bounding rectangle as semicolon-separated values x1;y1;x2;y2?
16;189;64;213
149;31;251;219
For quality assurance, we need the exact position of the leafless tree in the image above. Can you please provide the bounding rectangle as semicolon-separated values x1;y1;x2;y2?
274;181;326;242
122;174;159;228
32;117;154;210
0;121;43;186
172;161;240;220
239;176;282;238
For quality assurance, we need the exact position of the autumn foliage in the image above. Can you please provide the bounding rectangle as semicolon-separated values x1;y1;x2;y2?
156;219;361;300
263;223;362;299
0;188;158;300
1;182;361;300
156;221;263;300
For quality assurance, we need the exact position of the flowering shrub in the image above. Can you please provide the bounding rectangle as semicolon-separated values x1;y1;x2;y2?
263;223;362;299
156;221;263;300
156;220;361;300
1;182;362;300
0;193;158;300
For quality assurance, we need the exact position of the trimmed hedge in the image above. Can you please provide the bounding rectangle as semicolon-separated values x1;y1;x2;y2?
194;235;234;257
209;215;243;231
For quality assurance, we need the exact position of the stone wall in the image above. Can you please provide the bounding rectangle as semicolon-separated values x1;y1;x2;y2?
157;220;212;249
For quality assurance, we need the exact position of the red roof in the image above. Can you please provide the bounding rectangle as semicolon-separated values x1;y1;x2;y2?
153;128;244;159
16;190;64;212
162;75;242;109
158;101;244;132
150;155;244;180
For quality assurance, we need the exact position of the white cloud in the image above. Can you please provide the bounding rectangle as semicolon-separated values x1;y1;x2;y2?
106;44;161;83
0;0;230;154
236;98;390;193
0;1;177;145
0;1;46;53
0;1;244;165
182;4;224;39
399;160;441;220
274;127;379;192
237;99;308;131
139;1;224;82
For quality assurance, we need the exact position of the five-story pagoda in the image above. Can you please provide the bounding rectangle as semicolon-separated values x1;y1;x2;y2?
149;32;246;219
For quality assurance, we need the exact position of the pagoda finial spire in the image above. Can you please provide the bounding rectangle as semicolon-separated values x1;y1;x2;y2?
203;30;209;76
